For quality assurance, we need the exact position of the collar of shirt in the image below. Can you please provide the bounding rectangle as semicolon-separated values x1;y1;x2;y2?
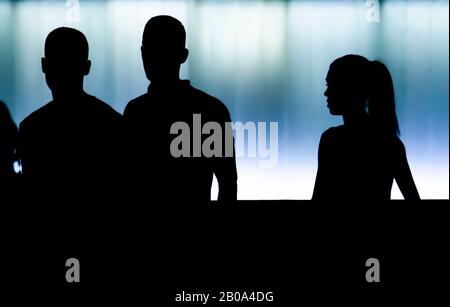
147;79;191;94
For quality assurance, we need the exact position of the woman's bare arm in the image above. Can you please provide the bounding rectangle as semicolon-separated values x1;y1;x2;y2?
394;139;420;200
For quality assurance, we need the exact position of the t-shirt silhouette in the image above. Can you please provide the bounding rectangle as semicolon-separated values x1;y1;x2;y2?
124;80;237;204
19;93;123;200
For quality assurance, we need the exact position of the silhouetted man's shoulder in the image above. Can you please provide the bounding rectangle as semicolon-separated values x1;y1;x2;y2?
123;84;232;121
188;85;232;121
21;95;120;123
123;93;148;117
19;101;55;132
84;94;122;122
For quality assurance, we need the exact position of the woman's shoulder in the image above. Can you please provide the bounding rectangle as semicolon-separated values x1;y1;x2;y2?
319;125;346;143
374;134;407;157
322;125;345;137
391;135;406;154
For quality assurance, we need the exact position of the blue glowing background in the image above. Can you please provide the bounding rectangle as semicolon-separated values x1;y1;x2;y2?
0;0;448;199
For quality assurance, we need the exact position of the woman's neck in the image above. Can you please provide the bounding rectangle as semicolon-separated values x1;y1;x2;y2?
343;110;369;127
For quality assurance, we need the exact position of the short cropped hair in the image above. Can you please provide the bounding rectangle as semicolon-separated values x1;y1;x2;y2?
45;27;89;60
142;15;186;49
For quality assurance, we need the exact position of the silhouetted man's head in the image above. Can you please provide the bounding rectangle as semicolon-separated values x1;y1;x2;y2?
324;54;369;115
42;27;91;97
141;15;188;84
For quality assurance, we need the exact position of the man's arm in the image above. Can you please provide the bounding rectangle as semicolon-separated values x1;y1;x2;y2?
213;106;238;203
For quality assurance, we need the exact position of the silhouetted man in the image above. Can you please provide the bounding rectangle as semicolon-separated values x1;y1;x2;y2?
124;16;237;204
18;27;123;202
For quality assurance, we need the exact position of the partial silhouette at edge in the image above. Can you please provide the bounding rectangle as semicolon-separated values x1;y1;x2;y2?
0;100;18;180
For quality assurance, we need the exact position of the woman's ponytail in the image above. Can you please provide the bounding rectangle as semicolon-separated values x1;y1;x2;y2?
367;60;400;136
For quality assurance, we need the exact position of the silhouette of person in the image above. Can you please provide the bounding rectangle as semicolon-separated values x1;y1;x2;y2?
123;15;237;204
0;101;18;180
18;27;123;202
312;54;420;200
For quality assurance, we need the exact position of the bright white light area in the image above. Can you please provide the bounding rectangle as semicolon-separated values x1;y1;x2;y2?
211;159;318;200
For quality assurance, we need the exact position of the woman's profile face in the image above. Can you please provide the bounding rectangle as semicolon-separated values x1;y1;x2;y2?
324;59;369;117
324;66;347;115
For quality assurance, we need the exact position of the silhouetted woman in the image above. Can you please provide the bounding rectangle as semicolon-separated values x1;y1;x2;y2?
0;101;18;180
312;55;420;200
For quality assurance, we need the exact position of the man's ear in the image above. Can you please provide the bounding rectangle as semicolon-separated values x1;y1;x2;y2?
41;57;47;74
180;48;189;64
83;60;91;76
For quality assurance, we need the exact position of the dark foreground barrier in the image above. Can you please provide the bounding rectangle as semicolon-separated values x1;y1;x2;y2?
1;199;448;305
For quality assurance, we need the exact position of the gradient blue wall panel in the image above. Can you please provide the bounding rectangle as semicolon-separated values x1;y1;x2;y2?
0;0;448;199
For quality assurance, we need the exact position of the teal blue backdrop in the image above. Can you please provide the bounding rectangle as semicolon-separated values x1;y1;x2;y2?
0;0;448;199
